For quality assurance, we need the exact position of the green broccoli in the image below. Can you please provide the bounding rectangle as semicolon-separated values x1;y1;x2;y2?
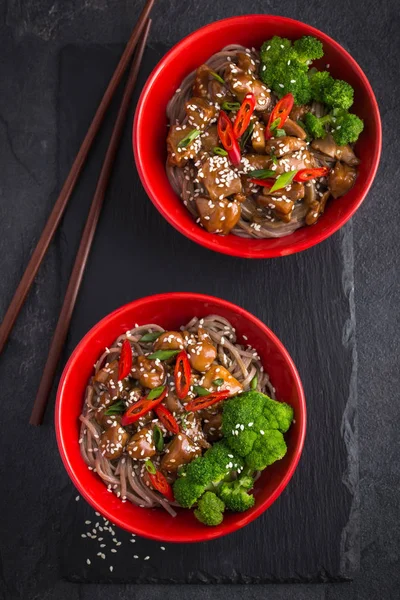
173;441;243;509
194;492;225;526
323;78;354;110
308;71;354;110
173;476;205;509
218;475;255;512
304;109;364;145
293;36;324;63
222;391;294;471
260;36;292;65
309;70;332;102
331;110;364;145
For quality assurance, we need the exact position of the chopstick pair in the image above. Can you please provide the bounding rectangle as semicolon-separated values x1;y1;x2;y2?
0;0;154;425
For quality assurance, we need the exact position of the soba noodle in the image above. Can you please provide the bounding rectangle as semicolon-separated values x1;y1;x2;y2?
79;315;274;514
166;45;309;239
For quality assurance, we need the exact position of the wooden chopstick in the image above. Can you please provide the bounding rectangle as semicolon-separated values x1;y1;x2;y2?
29;19;152;426
0;0;155;355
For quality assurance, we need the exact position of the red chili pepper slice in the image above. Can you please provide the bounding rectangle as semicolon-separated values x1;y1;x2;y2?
293;167;330;182
149;470;174;502
265;93;294;139
174;350;191;399
185;390;231;412
217;110;241;166
118;339;133;380
121;388;168;426
155;404;180;434
233;93;256;139
249;178;275;187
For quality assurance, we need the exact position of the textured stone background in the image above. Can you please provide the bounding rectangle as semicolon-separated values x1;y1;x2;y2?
0;1;399;599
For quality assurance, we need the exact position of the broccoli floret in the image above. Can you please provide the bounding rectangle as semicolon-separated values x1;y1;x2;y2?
309;70;332;102
222;391;294;471
293;36;324;63
323;78;354;110
260;51;311;105
260;36;292;65
304;109;364;145
246;430;288;471
173;441;243;510
331;110;364;145
173;476;205;508
304;112;329;139
194;492;225;526
218;476;255;512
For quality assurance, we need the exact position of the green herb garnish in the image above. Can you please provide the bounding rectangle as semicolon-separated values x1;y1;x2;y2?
240;122;254;150
269;170;298;193
210;70;225;84
193;385;210;396
177;129;201;148
140;331;163;342
270;152;278;165
269;117;281;131
213;146;228;157
275;128;286;137
248;169;276;179
145;460;156;474
147;385;166;400
212;378;224;386
153;426;164;452
147;349;181;361
250;375;258;390
104;400;126;415
221;101;241;111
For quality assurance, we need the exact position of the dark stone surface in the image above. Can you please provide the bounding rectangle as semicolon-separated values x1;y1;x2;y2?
57;42;357;584
0;1;398;599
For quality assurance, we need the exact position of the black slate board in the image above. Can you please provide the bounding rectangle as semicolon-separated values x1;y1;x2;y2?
57;43;358;583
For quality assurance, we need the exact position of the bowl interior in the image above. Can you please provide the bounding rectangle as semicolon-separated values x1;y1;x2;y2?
56;293;306;542
133;15;381;258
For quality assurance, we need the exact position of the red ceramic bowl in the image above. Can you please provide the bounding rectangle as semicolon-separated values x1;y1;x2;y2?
133;15;381;258
56;293;306;542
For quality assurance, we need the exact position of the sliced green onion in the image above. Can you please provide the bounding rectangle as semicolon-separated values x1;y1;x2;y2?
240;122;254;150
193;385;210;397
178;129;201;148
212;378;224;386
213;146;228;156
275;129;286;137
221;101;241;111
210;70;225;85
271;153;278;165
104;400;126;415
269;117;281;131
153;426;164;452
140;331;163;343
250;375;258;390
248;169;276;179
269;170;298;193
147;385;166;400
145;460;157;474
147;349;180;361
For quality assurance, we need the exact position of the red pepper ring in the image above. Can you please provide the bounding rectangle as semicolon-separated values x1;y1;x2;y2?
185;390;231;412
174;350;191;400
233;93;256;139
155;404;180;434
118;339;133;380
149;470;174;502
248;178;275;188
266;93;294;139
121;388;168;426
293;167;330;182
217;110;241;166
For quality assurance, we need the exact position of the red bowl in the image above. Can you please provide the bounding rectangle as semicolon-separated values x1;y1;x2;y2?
56;293;306;542
133;15;381;258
